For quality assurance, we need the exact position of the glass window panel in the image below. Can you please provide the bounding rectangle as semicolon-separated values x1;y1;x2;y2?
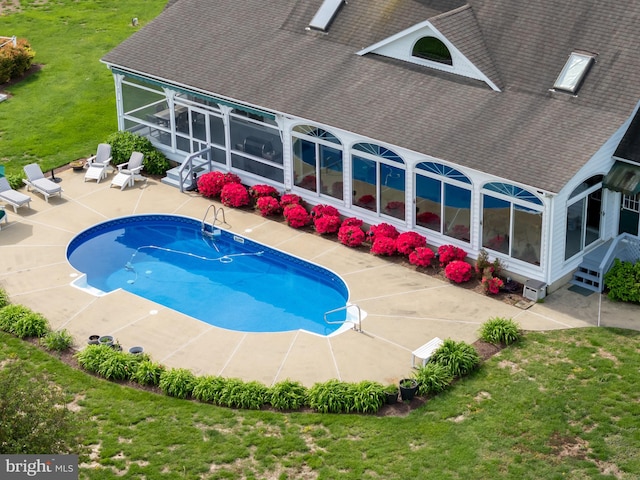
443;184;471;242
293;139;317;192
381;163;406;220
554;53;594;93
512;206;542;265
319;145;343;199
229;116;282;164
565;199;584;259
192;111;206;142
122;82;166;121
352;156;376;211
585;190;601;247
415;174;441;232
209;115;225;147
483;195;510;254
231;154;284;183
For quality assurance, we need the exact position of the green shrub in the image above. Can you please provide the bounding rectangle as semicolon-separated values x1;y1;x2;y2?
0;288;10;309
97;351;140;381
5;174;24;190
431;339;480;378
307;379;352;414
0;304;31;333
414;362;454;396
216;378;268;410
75;344;115;374
159;367;196;399
192;375;226;404
350;380;385;414
480;317;521;345
13;311;49;338
268;379;308;411
604;258;640;303
40;329;74;352
0;38;35;84
106;130;170;174
132;359;165;387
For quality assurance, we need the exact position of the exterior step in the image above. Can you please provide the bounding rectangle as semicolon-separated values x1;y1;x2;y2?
162;159;211;189
571;269;602;292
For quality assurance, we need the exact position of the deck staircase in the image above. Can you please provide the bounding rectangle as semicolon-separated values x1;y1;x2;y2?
570;234;640;292
161;147;214;191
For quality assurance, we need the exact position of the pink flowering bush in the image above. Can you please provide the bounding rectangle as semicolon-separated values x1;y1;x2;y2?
314;215;341;235
444;260;473;283
197;171;241;198
283;204;310;228
256;196;281;217
368;223;400;241
370;236;397;256
438;244;467;266
311;204;340;218
482;276;504;295
280;193;302;208
341;217;363;228
338;225;366;247
249;184;279;199
220;183;250;208
409;247;435;267
396;231;427;256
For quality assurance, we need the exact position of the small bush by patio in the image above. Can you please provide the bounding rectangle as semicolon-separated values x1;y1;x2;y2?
280;193;302;208
409;246;435;267
132;359;165;387
396;231;427;255
219;379;269;410
249;184;279;199
311;204;340;218
367;222;399;241
337;224;366;247
268;379;308;411
0;304;49;338
437;244;467;266
444;260;473;283
0;288;10;309
40;329;74;352
0;38;35;84
482;275;504;295
220;182;250;208
192;375;227;404
197;171;241;198
314;214;341;234
431;339;480;378
351;380;386;414
604;258;640;303
479;317;521;345
370;236;397;256
308;379;353;414
256;196;281;217
413;362;454;396
97;350;141;381
159;367;197;399
75;344;117;374
283;203;311;228
105;131;169;174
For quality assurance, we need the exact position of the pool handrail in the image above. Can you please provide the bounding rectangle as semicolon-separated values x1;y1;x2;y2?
324;304;362;332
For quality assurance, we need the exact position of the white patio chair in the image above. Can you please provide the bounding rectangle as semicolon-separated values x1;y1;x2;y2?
110;152;146;190
0;177;32;212
22;163;63;202
84;143;113;183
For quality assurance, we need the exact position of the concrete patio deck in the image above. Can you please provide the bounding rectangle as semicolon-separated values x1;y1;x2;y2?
0;167;637;386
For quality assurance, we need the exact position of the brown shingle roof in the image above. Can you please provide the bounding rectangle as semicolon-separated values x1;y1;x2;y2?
102;0;640;193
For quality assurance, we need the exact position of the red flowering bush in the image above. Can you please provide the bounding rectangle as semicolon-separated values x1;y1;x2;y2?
482;276;504;295
256;196;281;217
341;217;363;228
338;225;366;247
368;223;399;241
437;244;467;266
283;204;310;228
280;193;302;208
197;171;241;198
220;183;250;208
409;247;435;267
371;236;397;256
249;184;279;199
444;260;473;283
311;204;340;218
416;211;440;226
314;215;341;235
396;231;427;255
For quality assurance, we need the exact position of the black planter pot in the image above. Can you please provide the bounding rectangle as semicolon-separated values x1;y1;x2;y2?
98;335;114;347
399;379;418;401
88;335;100;345
385;390;398;404
129;346;144;354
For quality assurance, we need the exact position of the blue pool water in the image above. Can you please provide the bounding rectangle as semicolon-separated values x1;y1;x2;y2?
66;215;350;336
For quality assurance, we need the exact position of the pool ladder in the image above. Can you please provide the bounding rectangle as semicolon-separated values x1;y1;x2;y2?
324;304;362;333
201;204;230;236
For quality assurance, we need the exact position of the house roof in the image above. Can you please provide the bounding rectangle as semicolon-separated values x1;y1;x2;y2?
102;0;640;193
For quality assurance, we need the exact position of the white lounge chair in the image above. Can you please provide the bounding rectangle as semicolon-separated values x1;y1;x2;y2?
0;206;7;230
0;177;32;213
23;163;63;202
84;143;113;183
110;152;146;190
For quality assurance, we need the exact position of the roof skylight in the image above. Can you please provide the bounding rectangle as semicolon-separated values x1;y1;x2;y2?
308;0;344;32
553;52;596;94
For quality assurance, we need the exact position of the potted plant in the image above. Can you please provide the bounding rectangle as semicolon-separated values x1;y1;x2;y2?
384;384;399;404
87;334;100;345
399;378;419;401
98;335;113;347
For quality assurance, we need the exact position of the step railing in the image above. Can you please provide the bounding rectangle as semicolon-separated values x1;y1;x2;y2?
324;304;362;333
178;146;214;193
201;204;230;235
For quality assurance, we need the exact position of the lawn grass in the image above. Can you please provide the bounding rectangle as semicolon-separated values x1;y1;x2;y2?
2;327;638;479
0;0;166;176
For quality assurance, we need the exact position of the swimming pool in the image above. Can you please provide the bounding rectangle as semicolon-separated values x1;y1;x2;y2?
66;215;351;336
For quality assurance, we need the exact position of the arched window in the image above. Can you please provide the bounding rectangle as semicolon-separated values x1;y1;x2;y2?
292;125;343;199
415;162;472;242
352;143;405;220
412;37;452;65
482;182;544;265
565;176;603;260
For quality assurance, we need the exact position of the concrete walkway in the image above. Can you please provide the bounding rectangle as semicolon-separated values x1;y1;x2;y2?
0;168;637;386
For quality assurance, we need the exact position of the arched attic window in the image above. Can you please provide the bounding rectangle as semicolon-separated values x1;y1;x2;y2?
412;37;452;65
